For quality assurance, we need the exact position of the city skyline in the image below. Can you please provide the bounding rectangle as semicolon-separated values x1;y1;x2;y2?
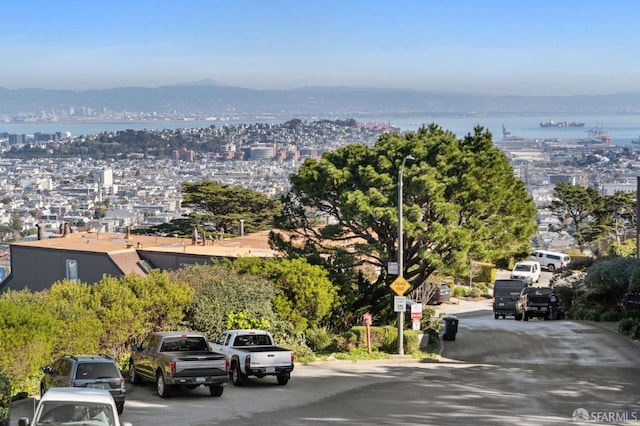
1;0;639;96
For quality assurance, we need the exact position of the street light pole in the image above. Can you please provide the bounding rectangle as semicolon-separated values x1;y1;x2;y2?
397;154;413;355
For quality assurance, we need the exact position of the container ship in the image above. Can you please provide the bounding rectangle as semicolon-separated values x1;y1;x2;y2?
540;120;585;128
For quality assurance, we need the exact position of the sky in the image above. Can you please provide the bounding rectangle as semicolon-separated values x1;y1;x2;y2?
1;0;638;96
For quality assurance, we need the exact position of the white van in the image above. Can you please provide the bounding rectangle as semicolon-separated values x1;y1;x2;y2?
529;250;571;271
510;260;541;284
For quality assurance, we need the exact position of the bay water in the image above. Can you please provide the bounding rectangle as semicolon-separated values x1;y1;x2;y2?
1;113;639;145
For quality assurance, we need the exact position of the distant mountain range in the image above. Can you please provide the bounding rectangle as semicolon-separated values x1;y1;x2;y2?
1;81;639;118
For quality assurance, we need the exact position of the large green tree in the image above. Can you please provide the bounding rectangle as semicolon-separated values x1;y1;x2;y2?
181;181;281;236
551;183;637;246
550;182;602;244
271;124;537;304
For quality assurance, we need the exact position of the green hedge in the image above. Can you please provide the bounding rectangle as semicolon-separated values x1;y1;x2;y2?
0;370;9;426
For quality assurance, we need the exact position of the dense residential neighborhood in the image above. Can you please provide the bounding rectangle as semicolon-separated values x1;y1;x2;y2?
0;117;638;291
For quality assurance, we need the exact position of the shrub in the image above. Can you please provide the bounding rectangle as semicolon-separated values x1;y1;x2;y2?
599;311;622;322
173;264;277;340
0;370;10;426
453;286;469;297
379;327;397;353
421;327;441;352
569;306;586;320
336;330;358;352
474;263;495;284
618;318;637;336
403;330;420;353
305;327;334;352
583;310;601;321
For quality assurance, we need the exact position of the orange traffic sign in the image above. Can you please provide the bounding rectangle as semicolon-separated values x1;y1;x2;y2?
390;276;411;296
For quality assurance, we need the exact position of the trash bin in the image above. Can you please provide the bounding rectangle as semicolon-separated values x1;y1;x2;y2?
442;315;458;341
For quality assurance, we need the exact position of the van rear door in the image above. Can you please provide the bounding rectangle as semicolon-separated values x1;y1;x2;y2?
493;279;527;317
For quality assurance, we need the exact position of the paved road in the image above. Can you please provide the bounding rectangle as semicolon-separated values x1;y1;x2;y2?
11;295;640;425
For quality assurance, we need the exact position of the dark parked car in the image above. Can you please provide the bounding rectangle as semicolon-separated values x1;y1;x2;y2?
429;283;451;305
40;355;127;414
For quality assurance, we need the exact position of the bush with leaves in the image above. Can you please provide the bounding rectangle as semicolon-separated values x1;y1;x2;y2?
0;370;9;426
0;272;194;396
228;257;339;333
171;264;277;340
618;318;639;337
305;327;334;352
582;257;639;311
599;311;622;322
0;290;58;396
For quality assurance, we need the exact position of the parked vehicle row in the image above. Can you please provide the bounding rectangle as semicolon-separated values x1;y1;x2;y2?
492;278;563;321
26;329;293;425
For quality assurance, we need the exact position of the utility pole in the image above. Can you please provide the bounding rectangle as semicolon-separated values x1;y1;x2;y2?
397;155;413;355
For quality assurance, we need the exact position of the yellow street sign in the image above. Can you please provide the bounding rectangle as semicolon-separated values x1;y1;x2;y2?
390;276;411;296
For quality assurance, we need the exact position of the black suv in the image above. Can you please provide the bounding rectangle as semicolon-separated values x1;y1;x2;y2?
40;355;127;414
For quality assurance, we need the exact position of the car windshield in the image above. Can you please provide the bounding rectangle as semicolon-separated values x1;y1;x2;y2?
514;264;532;272
35;401;116;426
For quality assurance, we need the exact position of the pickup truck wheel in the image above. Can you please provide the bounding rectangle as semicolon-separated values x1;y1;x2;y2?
129;362;142;385
548;264;556;272
276;375;289;385
157;372;173;398
494;313;499;320
231;363;246;386
209;385;224;396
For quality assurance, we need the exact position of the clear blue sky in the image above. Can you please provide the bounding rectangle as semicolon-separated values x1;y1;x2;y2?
1;0;638;95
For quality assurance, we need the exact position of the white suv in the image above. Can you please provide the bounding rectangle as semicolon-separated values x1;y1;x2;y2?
511;260;541;284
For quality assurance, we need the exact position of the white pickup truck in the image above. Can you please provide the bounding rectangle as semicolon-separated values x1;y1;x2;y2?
209;329;294;386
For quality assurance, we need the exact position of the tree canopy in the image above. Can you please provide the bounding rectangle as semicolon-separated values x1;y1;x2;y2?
181;180;281;236
271;124;537;295
551;182;636;246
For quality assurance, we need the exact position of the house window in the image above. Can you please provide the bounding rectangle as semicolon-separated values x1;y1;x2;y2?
66;259;78;281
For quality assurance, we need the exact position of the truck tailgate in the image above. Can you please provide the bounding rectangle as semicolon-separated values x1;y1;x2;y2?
245;349;292;367
167;352;227;375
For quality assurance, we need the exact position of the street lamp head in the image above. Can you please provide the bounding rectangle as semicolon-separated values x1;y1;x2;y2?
401;155;414;169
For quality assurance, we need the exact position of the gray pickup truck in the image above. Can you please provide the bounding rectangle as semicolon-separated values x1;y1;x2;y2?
129;331;228;398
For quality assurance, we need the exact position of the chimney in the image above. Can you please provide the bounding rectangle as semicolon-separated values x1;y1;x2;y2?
239;219;245;236
37;223;44;240
126;226;131;240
